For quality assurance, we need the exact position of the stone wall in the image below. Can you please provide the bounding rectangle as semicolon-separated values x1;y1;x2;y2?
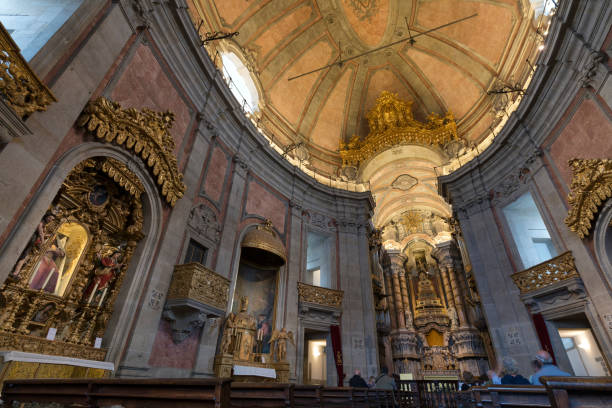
439;0;612;374
0;0;378;381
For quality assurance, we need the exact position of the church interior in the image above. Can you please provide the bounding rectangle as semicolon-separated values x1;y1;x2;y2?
0;0;611;406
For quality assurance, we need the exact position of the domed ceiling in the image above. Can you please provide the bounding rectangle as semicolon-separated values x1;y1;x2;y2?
189;0;539;176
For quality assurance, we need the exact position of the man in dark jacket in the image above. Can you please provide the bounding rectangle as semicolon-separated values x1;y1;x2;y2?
349;369;368;388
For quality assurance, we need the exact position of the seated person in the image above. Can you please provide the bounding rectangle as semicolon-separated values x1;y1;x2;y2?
530;350;571;385
500;356;530;385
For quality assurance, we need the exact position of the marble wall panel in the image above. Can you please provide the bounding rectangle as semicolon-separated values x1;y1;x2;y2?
148;320;201;369
244;176;288;236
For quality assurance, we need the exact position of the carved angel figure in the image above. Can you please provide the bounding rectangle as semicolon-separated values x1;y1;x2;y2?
220;313;235;355
269;327;294;362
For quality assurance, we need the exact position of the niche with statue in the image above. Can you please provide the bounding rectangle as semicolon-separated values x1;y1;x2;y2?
0;157;144;360
214;220;293;382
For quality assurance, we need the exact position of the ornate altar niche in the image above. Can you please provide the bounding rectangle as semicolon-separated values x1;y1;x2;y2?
214;221;292;382
0;157;144;361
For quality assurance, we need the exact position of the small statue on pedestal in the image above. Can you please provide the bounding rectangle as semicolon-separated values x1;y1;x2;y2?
269;327;294;362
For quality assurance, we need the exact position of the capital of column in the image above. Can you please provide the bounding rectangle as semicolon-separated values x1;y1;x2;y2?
387;250;407;274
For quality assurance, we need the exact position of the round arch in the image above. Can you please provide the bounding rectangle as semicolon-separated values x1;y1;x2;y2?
0;142;164;367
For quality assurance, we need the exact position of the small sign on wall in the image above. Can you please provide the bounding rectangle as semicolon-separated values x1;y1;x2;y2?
505;327;522;346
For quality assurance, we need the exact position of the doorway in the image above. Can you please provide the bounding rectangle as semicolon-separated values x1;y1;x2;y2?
554;314;610;376
304;330;328;385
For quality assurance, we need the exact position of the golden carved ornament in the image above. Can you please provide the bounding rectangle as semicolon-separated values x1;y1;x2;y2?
339;91;459;166
167;263;230;310
297;282;343;308
0;158;143;360
0;332;106;361
241;220;287;267
564;158;612;239
511;251;580;294
101;157;145;198
76;97;186;207
0;21;56;119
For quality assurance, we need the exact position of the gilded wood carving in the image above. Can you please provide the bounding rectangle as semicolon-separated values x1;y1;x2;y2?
77;97;186;207
0;21;56;119
297;282;344;308
511;251;579;294
167;263;230;310
339;91;460;167
565;158;612;238
0;158;144;360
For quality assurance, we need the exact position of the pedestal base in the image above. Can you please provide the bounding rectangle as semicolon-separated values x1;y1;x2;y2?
213;354;290;383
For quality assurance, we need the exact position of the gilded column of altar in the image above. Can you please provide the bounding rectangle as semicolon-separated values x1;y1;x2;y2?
447;265;467;327
456;264;471;325
384;271;397;329
388;252;406;329
391;271;405;328
440;265;455;310
398;271;411;327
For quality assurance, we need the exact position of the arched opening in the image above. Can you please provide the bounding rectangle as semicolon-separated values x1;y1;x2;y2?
0;156;145;357
220;51;261;114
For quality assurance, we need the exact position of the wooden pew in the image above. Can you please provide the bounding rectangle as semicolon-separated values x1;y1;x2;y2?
320;386;374;407
2;378;231;408
541;376;612;408
229;382;293;407
366;388;394;408
472;385;551;408
293;384;321;407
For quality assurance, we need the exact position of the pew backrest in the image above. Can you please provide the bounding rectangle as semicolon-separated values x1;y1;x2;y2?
2;378;231;408
230;382;294;408
294;384;321;407
541;376;612;408
472;384;550;408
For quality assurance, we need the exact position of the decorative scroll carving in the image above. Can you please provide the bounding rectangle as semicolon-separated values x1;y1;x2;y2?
100;158;145;197
565;158;612;238
511;251;580;294
167;263;230;310
339;91;460;166
188;204;221;243
0;158;144;360
77;97;186;207
0;21;56;119
297;282;343;308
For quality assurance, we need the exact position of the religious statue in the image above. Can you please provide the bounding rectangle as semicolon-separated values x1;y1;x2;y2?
233;296;257;361
404;309;413;327
84;246;124;306
269;327;294;362
255;314;271;354
29;236;67;293
448;306;459;329
12;210;57;278
220;313;235;355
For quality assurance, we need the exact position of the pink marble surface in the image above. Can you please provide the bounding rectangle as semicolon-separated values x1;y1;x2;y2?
203;146;229;203
550;98;612;185
245;179;287;234
148;319;201;369
110;44;192;153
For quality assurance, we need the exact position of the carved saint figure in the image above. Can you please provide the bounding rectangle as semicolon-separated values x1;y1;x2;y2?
29;237;67;293
12;211;57;278
84;247;123;305
255;314;271;354
220;313;235;355
269;327;294;362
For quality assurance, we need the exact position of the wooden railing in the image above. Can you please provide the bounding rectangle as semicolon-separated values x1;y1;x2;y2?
511;251;580;294
0;21;56;119
4;376;611;407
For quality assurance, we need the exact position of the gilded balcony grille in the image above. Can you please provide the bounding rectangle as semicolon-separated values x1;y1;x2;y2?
297;282;343;308
511;251;579;294
167;263;230;310
0;21;56;119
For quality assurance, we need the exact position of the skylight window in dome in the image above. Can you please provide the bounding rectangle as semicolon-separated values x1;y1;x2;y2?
221;52;260;114
530;0;556;17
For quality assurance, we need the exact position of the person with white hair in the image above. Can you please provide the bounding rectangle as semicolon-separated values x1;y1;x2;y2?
530;350;571;385
500;356;530;385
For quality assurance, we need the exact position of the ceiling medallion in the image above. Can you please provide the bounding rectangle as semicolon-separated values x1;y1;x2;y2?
401;211;423;233
344;0;379;21
339;91;461;167
391;174;418;191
